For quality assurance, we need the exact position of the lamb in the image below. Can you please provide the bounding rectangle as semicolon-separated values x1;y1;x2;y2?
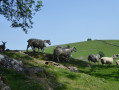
88;54;100;64
101;56;115;65
0;41;7;51
116;60;119;65
26;38;51;53
53;47;76;62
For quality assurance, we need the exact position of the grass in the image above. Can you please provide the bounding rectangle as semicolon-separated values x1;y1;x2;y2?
0;40;119;90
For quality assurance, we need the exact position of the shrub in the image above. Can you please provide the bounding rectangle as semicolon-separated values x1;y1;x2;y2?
87;38;92;41
98;51;105;58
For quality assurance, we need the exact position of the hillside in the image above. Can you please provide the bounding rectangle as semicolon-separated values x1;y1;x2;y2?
0;40;119;90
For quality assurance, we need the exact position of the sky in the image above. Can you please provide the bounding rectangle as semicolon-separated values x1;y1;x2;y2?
0;0;119;50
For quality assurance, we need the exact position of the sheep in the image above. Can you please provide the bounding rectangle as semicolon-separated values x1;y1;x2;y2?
116;60;119;65
88;54;100;64
101;55;115;65
56;45;70;49
53;47;76;62
26;38;51;53
0;41;7;51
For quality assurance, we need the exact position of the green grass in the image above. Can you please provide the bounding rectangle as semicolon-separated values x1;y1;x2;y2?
1;40;119;90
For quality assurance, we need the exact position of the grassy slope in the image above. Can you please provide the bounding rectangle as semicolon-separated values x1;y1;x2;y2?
45;40;119;89
0;40;119;90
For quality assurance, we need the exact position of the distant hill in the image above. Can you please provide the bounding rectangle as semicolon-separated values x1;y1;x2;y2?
45;40;119;60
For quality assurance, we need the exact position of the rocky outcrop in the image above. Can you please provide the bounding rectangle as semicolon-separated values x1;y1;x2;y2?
0;54;24;72
44;61;78;72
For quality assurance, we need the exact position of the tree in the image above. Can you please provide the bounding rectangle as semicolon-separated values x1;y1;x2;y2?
98;51;105;58
0;0;42;33
87;38;92;41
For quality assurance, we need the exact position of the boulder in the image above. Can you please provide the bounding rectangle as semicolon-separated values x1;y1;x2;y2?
0;54;24;72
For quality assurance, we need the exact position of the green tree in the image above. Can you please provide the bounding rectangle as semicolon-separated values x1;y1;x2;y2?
98;51;105;58
87;38;92;41
0;0;42;33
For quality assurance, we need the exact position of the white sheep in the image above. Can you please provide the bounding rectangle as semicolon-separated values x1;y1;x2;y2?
101;56;115;65
116;60;119;65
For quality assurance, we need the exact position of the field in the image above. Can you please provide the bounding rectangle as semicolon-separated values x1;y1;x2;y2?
0;40;119;90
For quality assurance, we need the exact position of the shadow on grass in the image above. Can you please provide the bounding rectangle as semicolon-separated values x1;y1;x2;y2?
0;51;67;89
23;51;119;82
0;63;67;90
24;51;53;61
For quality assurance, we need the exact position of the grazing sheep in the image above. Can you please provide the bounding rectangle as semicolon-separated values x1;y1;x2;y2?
53;47;76;62
0;41;7;51
56;45;70;49
88;54;100;64
101;55;115;65
27;39;51;53
116;60;119;65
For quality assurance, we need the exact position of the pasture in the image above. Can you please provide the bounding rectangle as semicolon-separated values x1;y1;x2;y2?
0;40;119;90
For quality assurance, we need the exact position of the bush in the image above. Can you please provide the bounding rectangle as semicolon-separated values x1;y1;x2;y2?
98;51;105;58
87;38;92;41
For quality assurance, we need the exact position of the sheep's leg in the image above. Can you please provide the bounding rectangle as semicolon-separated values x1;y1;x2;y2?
57;56;59;62
26;45;30;52
33;47;35;52
38;48;40;54
31;46;34;52
65;57;68;62
68;57;71;62
66;56;70;62
42;48;45;53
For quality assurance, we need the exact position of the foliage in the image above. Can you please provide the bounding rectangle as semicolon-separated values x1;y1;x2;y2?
0;0;42;33
87;38;92;41
98;51;105;58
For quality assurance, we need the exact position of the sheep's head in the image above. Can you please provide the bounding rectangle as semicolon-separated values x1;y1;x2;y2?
72;47;77;52
46;40;51;45
2;41;7;45
112;55;117;59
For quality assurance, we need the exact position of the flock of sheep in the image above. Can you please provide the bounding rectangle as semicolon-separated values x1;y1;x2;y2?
0;38;119;65
88;54;119;65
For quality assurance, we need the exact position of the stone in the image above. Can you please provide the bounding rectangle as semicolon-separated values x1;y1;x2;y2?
0;54;24;73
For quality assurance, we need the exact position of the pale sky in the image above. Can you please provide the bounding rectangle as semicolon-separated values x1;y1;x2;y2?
0;0;119;50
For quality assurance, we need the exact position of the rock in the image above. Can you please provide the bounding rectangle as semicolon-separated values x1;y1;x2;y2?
45;61;59;66
0;54;4;61
44;61;79;72
67;66;78;72
57;65;67;69
0;54;25;73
